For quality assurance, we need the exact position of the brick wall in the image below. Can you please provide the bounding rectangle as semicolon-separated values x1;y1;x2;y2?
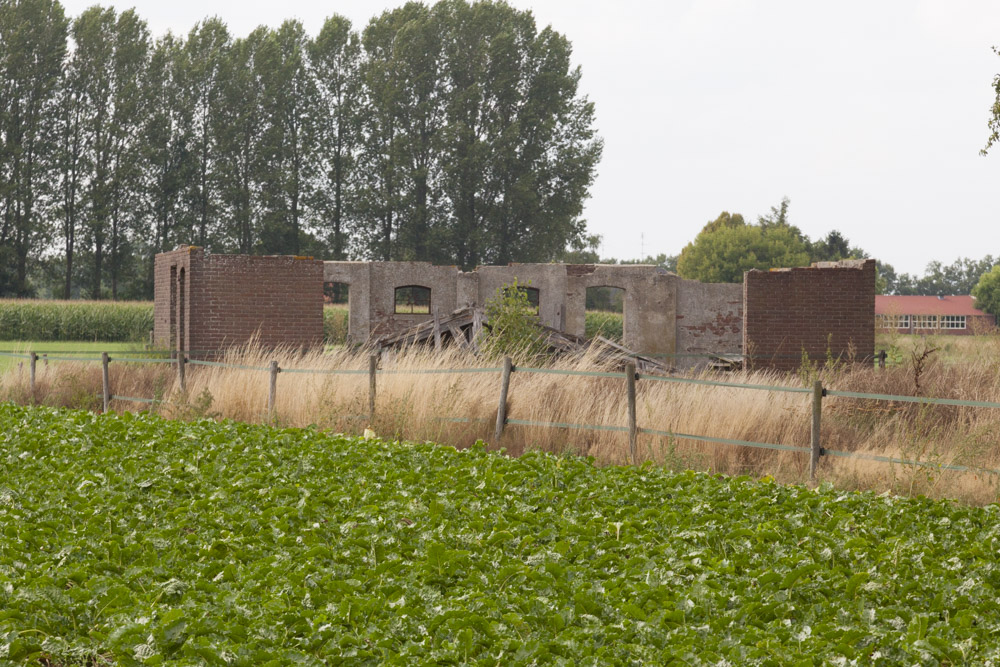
154;247;324;354
743;259;876;371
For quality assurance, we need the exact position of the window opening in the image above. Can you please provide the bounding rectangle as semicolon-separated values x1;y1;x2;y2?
169;266;177;350
503;285;540;313
324;282;350;306
395;285;431;314
177;267;186;353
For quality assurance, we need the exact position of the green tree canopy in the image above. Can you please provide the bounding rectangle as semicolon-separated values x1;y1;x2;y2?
0;0;603;298
972;264;1000;318
676;211;811;283
878;255;997;296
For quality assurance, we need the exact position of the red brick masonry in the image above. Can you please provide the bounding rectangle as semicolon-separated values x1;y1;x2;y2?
154;247;324;354
743;259;876;371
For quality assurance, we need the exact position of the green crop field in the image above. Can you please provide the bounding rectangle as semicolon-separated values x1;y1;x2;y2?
2;403;1000;664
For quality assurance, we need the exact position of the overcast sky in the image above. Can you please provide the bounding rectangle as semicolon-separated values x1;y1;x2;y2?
60;0;1000;275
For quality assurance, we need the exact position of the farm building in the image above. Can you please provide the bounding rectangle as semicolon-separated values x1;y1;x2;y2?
875;295;997;335
154;246;876;371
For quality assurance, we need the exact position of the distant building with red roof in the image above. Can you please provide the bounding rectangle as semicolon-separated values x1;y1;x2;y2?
875;295;996;335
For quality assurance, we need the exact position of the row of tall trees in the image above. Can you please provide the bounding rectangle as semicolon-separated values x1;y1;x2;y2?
0;0;603;298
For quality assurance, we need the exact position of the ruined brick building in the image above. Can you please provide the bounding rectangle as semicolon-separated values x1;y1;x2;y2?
153;246;875;371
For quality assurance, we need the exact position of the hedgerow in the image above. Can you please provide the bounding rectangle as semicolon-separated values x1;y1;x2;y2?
2;403;1000;663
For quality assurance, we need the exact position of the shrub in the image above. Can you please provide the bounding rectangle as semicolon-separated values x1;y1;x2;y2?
323;305;350;345
972;264;1000;319
480;279;549;363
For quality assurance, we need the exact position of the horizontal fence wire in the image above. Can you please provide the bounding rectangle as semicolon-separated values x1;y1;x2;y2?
433;416;492;424
0;351;31;359
822;448;1000;476
638;427;811;453
186;359;272;372
637;374;812;394
514;367;625;379
377;367;503;375
637;352;823;359
826;390;1000;410
1;351;173;356
506;418;630;433
111;395;164;405
111;357;177;364
36;356;104;362
280;367;369;375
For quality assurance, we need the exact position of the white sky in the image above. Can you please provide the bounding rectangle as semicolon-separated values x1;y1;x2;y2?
60;0;1000;275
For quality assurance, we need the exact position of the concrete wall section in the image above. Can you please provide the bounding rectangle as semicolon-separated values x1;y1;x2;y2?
323;262;371;344
565;265;677;356
456;272;479;310
743;259;876;371
368;262;462;338
476;264;569;330
675;280;743;369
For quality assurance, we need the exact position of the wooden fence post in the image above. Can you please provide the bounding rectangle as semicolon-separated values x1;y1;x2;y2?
177;352;186;393
494;356;513;441
268;360;279;418
368;353;378;423
29;352;37;398
471;309;484;353
433;310;442;351
810;379;823;481
101;352;110;413
626;362;638;465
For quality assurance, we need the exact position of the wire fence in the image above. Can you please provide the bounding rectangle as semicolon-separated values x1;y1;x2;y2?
3;348;1000;479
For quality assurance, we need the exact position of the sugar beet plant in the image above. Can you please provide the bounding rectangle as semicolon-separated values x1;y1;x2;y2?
2;403;1000;664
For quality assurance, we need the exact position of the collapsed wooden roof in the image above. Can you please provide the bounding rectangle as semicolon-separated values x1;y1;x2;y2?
374;306;672;374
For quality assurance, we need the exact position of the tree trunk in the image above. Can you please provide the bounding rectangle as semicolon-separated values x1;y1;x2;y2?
93;237;103;300
64;237;74;299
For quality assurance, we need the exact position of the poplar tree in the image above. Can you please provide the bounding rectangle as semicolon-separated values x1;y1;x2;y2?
434;0;601;268
214;27;267;253
257;20;317;255
0;0;67;295
309;15;361;261
180;18;228;247
141;33;189;289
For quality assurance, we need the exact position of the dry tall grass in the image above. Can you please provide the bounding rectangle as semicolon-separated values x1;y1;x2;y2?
3;336;1000;503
